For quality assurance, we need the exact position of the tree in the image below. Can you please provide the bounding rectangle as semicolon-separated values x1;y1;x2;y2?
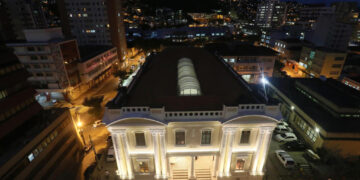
83;96;104;118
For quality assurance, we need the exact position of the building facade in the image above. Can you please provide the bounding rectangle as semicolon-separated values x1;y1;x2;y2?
103;48;281;179
78;46;118;88
299;46;347;79
268;78;360;157
63;0;127;64
256;0;286;29
0;46;83;179
7;28;81;100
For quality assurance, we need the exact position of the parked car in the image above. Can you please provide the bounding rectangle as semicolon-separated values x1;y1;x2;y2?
275;125;293;134
278;121;289;127
93;120;103;128
275;149;296;168
106;147;115;162
275;132;297;142
283;141;307;151
305;149;320;161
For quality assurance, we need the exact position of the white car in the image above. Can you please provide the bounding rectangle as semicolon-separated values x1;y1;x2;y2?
275;132;297;142
93;120;103;128
278;121;289;127
106;147;115;162
275;149;295;168
275;125;293;134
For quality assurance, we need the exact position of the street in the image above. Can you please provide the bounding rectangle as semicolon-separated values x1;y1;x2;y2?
66;76;119;180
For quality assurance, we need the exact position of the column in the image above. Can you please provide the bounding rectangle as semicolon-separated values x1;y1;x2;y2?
111;133;126;178
159;131;168;178
223;130;235;176
120;130;134;179
256;128;273;174
152;131;161;178
190;156;195;179
251;128;265;174
217;129;228;177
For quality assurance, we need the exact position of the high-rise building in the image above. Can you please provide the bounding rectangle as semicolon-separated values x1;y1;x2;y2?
298;4;335;30
0;0;17;42
6;28;81;100
256;0;286;29
0;45;82;179
307;15;353;51
2;0;65;40
63;0;127;64
103;48;281;179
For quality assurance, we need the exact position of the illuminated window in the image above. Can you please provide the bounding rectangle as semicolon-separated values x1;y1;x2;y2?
175;131;185;145
235;159;245;170
138;160;149;173
135;132;146;146
201;130;211;145
240;130;250;144
28;153;34;162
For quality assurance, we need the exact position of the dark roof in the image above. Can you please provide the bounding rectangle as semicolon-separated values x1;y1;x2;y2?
206;43;278;57
108;48;265;111
269;78;360;133
78;46;114;62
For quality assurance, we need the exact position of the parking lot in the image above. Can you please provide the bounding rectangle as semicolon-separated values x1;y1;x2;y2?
264;122;335;180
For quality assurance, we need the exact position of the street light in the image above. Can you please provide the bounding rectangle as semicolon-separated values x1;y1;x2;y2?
291;106;295;110
315;127;320;133
261;77;268;84
77;121;82;128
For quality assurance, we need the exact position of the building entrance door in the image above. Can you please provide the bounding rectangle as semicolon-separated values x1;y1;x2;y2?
194;155;215;180
169;156;190;180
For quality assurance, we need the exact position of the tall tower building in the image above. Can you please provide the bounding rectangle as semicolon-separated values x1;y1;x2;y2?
3;0;65;40
63;0;127;64
256;0;286;29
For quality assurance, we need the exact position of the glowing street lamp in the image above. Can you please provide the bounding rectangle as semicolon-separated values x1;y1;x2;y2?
291;106;295;110
315;127;320;133
77;121;82;128
261;77;268;84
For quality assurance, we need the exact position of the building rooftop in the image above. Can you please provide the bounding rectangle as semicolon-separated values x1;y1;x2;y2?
107;47;266;111
269;78;360;133
78;46;115;62
206;43;278;57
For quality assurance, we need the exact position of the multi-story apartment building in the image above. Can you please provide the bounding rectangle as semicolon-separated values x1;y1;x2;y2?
63;0;127;64
77;46;118;88
268;78;360;157
0;46;82;179
299;46;347;79
207;43;277;83
307;15;353;51
103;48;281;179
7;28;81;100
298;4;335;30
256;0;286;29
2;0;66;40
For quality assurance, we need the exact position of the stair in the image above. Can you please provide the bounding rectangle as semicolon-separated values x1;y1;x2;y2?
172;169;188;180
195;169;211;180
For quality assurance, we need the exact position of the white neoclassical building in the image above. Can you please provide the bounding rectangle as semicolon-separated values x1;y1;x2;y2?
103;48;281;180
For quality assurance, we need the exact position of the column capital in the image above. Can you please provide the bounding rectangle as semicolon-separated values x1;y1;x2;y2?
259;127;273;134
150;128;166;136
108;128;127;135
223;127;237;134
